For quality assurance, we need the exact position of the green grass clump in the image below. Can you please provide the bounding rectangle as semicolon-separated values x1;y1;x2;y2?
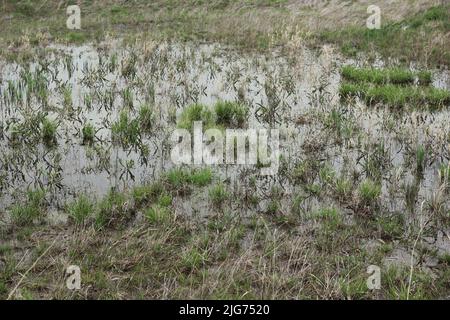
341;66;432;85
417;71;432;85
314;208;341;223
138;104;154;133
66;32;87;44
178;101;249;130
214;101;248;128
358;179;382;206
132;182;164;207
41;117;57;145
82;123;95;145
189;168;213;186
177;103;215;130
209;183;229;208
334;176;353;201
145;205;171;224
68;195;94;224
157;193;173;208
339;82;368;99
376;213;405;240
181;247;208;271
111;110;140;148
166;168;213;190
95;190;129;229
340;83;450;108
416;145;426;175
439;164;450;183
10;189;46;225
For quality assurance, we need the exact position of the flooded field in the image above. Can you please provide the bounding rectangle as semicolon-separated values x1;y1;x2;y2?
1;41;449;218
2;0;450;302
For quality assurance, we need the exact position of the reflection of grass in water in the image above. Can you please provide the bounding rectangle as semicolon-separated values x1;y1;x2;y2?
2;7;450;299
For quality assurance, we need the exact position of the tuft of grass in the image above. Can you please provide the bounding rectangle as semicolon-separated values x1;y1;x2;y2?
68;195;94;224
41;117;57;145
439;164;450;183
376;213;405;240
82;123;95;145
132;182;164;207
214;101;248;128
266;200;280;215
358;179;382;206
189;168;213;187
165;168;213;192
95;190;129;229
145;205;171;224
416;145;426;175
10;189;46;225
138;104;154;133
209;183;229;208
339;277;369;299
157;193;173;208
340;82;450;108
111;110;140;148
66;32;87;44
341;66;431;85
181;247;208;271
177;103;215;131
178;101;248;131
314;208;343;229
334;176;353;202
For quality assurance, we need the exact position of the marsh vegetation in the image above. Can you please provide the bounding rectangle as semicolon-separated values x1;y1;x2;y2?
0;1;449;300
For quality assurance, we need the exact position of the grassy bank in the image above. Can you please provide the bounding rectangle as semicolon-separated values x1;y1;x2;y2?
0;1;449;67
2;166;450;299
